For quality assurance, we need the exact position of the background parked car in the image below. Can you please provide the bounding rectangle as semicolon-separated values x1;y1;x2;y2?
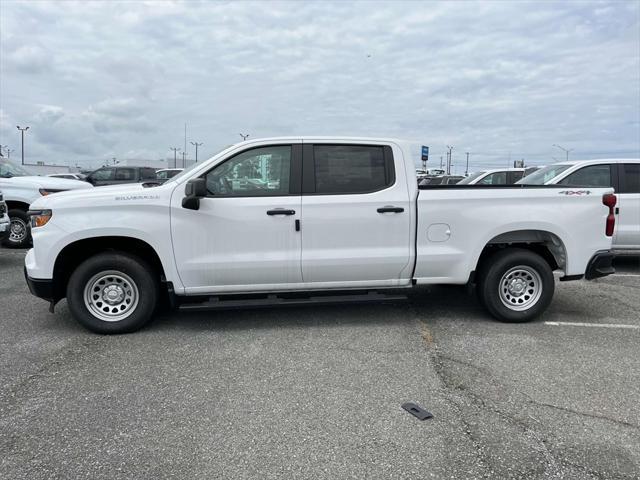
155;168;183;182
517;158;640;251
48;173;87;181
457;167;529;185
0;158;92;247
418;175;465;186
86;166;157;186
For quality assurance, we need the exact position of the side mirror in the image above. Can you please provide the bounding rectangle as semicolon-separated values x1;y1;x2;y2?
182;178;207;210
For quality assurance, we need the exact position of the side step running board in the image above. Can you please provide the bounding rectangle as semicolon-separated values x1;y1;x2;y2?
178;291;408;311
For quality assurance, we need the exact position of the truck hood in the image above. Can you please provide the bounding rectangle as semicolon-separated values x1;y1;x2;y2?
0;176;93;190
30;182;167;209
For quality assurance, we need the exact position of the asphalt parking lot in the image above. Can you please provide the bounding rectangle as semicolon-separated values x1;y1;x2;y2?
0;249;638;479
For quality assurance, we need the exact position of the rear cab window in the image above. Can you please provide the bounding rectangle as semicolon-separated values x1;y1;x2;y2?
559;164;612;187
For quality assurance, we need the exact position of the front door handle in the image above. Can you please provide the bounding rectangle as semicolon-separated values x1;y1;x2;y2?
267;209;296;216
377;206;404;213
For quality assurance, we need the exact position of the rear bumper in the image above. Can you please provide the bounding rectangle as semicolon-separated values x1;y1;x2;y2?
584;250;615;280
24;267;54;301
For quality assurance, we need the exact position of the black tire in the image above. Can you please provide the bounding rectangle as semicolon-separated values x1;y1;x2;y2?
477;248;554;323
66;252;158;334
2;209;31;248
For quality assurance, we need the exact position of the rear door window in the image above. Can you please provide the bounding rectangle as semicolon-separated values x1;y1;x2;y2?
619;164;640;193
312;145;393;194
559;164;612;187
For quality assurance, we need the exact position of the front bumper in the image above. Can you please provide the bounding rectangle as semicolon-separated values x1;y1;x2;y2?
584;250;615;280
24;267;55;301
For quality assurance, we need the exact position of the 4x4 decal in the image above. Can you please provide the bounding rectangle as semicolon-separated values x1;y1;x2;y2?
558;190;592;195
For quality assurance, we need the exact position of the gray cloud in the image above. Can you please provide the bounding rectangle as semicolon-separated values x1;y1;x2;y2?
0;0;638;171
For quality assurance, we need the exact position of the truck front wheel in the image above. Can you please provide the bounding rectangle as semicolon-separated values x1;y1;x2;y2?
2;209;31;248
477;248;554;323
66;252;158;334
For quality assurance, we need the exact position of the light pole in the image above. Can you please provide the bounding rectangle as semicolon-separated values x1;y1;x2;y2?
552;144;572;161
465;152;470;175
446;145;454;175
17;126;29;165
239;133;249;141
181;151;186;168
191;141;203;163
6;148;14;159
170;147;180;169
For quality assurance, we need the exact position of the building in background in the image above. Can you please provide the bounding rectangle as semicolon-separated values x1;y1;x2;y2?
105;158;197;171
25;163;74;175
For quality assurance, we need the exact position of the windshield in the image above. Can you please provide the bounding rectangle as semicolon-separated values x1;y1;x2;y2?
516;164;572;184
168;145;232;183
0;158;35;178
457;171;486;184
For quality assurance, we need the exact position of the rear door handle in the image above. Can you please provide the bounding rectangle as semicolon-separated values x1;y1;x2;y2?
267;209;296;216
377;206;404;213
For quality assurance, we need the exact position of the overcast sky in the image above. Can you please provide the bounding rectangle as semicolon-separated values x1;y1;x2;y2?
1;0;639;171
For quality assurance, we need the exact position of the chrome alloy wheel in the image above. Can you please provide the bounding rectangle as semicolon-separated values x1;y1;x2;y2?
9;217;28;243
498;265;542;311
83;271;139;322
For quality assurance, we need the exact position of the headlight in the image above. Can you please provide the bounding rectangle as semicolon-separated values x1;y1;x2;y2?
39;188;66;196
27;209;53;228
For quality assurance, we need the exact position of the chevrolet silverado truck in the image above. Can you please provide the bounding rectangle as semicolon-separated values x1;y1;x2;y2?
1;158;92;247
24;137;616;334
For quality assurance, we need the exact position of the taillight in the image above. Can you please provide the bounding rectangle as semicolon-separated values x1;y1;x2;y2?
602;193;616;237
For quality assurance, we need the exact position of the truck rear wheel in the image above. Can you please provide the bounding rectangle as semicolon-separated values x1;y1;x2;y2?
477;248;554;323
66;252;158;334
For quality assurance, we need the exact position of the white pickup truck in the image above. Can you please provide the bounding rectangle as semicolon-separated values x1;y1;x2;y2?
24;137;617;334
0;158;92;247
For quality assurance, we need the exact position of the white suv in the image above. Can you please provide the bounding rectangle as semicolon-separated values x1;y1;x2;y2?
518;159;640;251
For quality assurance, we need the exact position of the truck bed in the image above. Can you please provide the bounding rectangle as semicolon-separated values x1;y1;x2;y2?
414;184;614;283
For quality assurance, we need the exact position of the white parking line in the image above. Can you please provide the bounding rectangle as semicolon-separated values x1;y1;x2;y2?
545;321;640;330
613;274;640;277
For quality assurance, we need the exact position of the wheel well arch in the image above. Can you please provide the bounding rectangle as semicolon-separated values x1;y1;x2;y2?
52;236;166;301
5;200;30;212
474;230;566;280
